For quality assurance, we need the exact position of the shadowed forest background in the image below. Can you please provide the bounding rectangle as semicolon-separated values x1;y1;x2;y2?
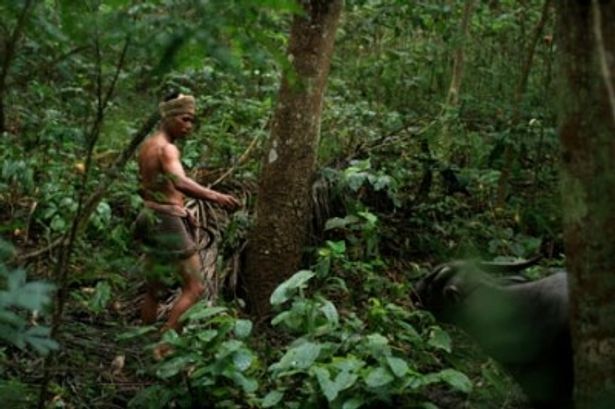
1;0;614;408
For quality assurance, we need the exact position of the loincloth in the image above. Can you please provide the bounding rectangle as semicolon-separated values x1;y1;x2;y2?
133;202;198;261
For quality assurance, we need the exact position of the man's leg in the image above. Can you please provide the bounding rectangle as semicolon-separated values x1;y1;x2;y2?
140;257;165;324
161;252;205;332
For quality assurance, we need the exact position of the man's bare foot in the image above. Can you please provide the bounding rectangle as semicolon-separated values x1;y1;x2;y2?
153;342;174;361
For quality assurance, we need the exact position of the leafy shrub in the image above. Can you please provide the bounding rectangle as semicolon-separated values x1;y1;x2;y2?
128;306;260;409
0;240;57;355
263;270;471;409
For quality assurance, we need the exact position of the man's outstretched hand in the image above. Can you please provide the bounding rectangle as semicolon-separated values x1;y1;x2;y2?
214;192;240;210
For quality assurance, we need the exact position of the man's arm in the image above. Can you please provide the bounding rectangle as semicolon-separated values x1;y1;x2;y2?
160;144;239;208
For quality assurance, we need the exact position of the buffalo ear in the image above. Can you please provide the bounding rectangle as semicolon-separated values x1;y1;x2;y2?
443;284;461;304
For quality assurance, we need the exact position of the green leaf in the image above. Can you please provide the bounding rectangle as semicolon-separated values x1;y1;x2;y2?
334;369;359;392
326;240;347;254
258;0;304;13
428;327;452;353
435;369;472;394
181;305;227;322
313;366;339;402
196;329;218;343
7;268;26;291
358;211;378;225
234;319;253;339
364;367;394;388
270;270;315;306
155;355;194;379
386;356;409;377
160;330;180;344
262;390;284;408
230;372;258;393
346;172;368;191
319;299;339;327
96;201;112;220
116;325;157;341
216;340;243;359
15;282;55;311
332;356;365;373
0;309;25;326
24;326;59;355
233;349;254;372
373;175;392;191
50;215;67;232
89;281;111;313
270;341;322;372
324;216;359;231
365;333;391;357
342;397;365;409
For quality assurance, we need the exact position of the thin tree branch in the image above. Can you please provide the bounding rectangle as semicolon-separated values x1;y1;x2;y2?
8;45;91;89
36;33;133;409
445;0;476;107
17;109;159;262
209;128;263;188
513;0;553;116
495;0;552;207
0;0;35;133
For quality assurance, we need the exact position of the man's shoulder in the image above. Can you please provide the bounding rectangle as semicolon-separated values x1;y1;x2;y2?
160;141;180;156
143;133;176;152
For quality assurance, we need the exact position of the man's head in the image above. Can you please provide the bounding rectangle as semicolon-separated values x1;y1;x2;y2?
159;92;196;139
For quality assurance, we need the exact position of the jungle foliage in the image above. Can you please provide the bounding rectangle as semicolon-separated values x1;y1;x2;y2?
0;0;564;408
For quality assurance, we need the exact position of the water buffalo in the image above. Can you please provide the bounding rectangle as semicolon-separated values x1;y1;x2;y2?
414;259;572;409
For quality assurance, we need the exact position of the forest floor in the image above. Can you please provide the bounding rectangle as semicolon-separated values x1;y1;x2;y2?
3;270;532;409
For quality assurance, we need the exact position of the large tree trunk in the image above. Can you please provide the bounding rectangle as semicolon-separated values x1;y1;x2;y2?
244;0;343;317
556;1;615;408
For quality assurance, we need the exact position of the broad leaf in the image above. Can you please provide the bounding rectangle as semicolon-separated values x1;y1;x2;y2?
262;390;284;408
234;319;253;339
270;341;322;372
270;270;315;306
181;305;227;322
233;349;254;372
325;216;359;231
313;366;340;402
386;356;409;377
437;369;472;393
342;397;365;409
364;367;394;388
156;355;195;379
428;327;452;353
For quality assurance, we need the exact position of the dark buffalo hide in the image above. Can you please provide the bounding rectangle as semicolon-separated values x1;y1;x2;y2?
414;261;572;409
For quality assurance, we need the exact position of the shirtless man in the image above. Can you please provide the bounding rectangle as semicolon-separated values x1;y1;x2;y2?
134;92;239;335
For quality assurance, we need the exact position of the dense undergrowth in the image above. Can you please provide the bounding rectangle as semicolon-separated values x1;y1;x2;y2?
0;0;563;408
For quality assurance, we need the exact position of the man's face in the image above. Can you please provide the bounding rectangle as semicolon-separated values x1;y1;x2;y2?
166;113;195;138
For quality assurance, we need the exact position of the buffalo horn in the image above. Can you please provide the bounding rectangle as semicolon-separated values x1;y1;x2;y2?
478;255;542;273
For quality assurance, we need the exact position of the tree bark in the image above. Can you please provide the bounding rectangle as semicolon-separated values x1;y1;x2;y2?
556;1;615;408
244;0;343;317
